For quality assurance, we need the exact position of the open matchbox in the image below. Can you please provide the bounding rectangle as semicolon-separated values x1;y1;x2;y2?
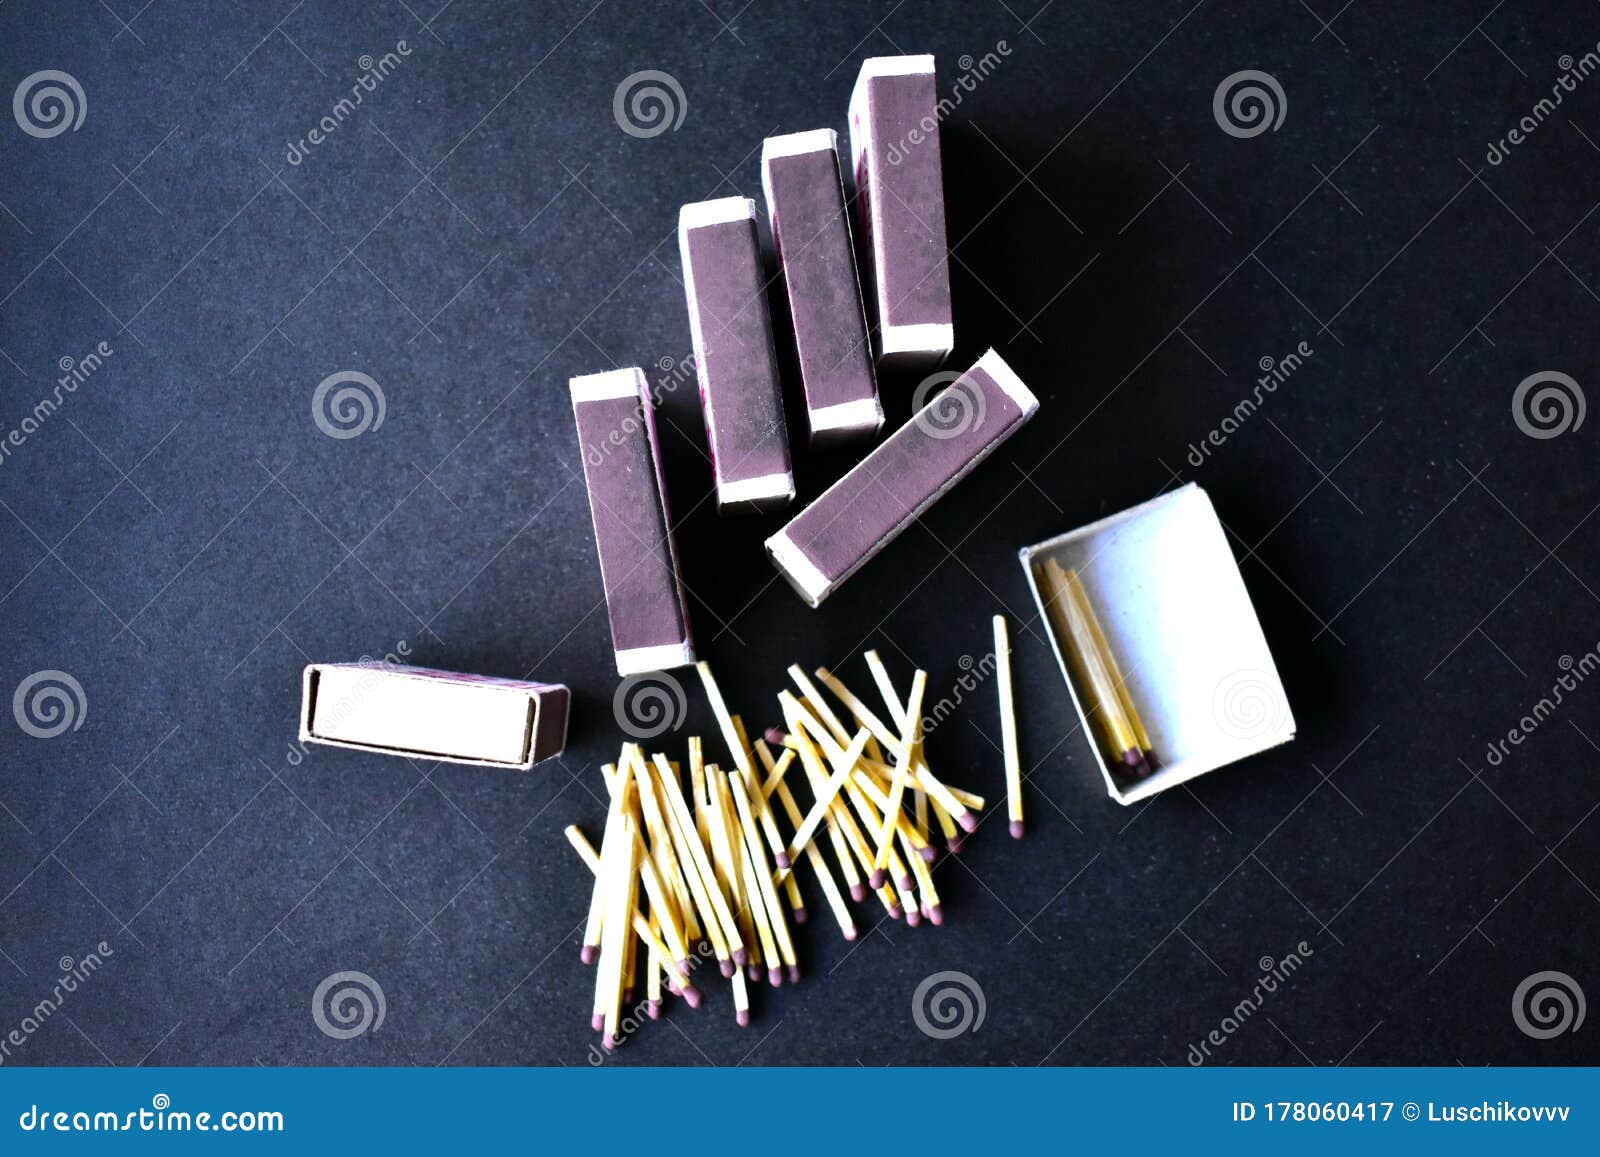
300;664;570;770
1019;484;1295;804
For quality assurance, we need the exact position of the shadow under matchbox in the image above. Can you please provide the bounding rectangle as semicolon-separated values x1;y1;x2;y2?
848;55;954;370
678;197;795;514
761;129;882;447
300;664;570;769
571;367;696;676
765;348;1038;606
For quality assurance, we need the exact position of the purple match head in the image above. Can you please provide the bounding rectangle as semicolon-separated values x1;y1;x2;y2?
646;1000;661;1020
867;869;887;889
602;1034;619;1052
736;1009;750;1027
1009;819;1025;840
719;959;736;978
775;852;792;869
748;964;762;983
919;845;937;863
897;875;914;893
785;964;801;984
887;903;903;920
792;906;808;925
919;902;931;919
580;945;597;965
905;906;922;927
956;811;978;834
764;727;787;746
947;835;965;854
590;1013;604;1032
732;947;749;966
682;985;704;1009
843;924;859;941
666;980;682;996
849;883;866;902
767;967;783;988
928;904;945;926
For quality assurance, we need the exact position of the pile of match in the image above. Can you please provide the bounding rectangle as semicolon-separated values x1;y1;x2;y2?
566;653;1009;1049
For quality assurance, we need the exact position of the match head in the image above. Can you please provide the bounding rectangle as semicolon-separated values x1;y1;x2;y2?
719;959;736;978
764;727;788;746
947;835;965;854
928;904;945;926
843;924;859;941
667;980;682;996
736;1009;751;1027
957;811;979;834
919;845;937;863
905;906;922;927
767;967;783;988
867;869;888;889
775;851;792;869
785;963;801;984
887;902;904;920
1009;819;1025;839
602;1034;619;1052
748;964;762;982
646;999;661;1020
682;985;704;1008
580;945;597;965
897;874;915;893
732;947;749;966
849;883;866;902
792;905;808;925
591;1013;604;1031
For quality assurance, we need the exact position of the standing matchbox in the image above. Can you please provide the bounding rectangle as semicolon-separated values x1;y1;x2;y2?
300;664;570;770
1019;484;1296;805
570;367;696;676
766;347;1038;607
848;55;954;370
761;129;882;447
678;197;795;514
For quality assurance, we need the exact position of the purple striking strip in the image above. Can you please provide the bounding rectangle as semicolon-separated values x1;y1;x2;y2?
761;129;882;447
765;349;1038;606
678;197;795;513
570;367;695;675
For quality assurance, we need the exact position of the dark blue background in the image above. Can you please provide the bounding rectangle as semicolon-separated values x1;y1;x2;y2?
1;0;1596;1066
